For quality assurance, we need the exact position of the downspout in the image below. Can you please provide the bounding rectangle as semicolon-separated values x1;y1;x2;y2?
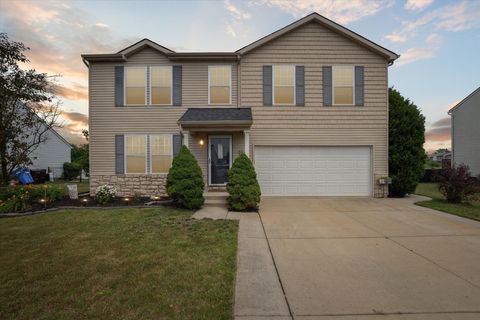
237;54;241;108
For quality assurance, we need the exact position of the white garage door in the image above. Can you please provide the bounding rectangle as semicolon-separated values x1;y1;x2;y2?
255;146;372;196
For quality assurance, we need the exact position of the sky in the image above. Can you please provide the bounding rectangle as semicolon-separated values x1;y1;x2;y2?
1;0;479;151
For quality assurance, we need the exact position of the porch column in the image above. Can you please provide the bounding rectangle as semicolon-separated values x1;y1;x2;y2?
244;130;250;157
182;131;189;148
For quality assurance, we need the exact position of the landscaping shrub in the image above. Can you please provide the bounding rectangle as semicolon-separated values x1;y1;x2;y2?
437;164;480;203
95;185;116;205
63;162;82;180
226;153;261;211
388;88;426;197
0;184;67;213
166;146;204;209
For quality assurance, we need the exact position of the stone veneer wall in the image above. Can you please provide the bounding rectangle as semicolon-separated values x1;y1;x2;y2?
89;175;167;197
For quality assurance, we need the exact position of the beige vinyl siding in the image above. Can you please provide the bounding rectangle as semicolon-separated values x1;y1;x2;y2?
240;22;389;177
89;47;238;176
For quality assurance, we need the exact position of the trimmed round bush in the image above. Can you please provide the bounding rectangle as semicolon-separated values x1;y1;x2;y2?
63;162;82;180
226;153;261;211
166;146;204;210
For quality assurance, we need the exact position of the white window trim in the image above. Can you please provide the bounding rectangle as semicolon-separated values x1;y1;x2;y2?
332;65;355;106
272;64;296;106
150;134;173;174
124;66;148;106
208;65;232;105
149;66;173;106
124;134;148;174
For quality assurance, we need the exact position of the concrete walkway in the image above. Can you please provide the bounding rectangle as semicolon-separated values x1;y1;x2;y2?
193;206;291;319
260;196;480;320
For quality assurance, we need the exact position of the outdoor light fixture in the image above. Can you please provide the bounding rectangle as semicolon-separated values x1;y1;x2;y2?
199;139;204;145
153;196;160;201
124;197;130;205
82;198;88;206
39;198;46;210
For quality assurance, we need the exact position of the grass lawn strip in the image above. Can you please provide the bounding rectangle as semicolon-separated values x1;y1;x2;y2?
0;207;238;319
415;182;480;221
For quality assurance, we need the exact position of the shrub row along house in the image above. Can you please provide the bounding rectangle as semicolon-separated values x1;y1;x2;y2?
82;13;399;198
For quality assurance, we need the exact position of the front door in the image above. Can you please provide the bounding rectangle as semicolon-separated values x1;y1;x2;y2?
209;136;232;185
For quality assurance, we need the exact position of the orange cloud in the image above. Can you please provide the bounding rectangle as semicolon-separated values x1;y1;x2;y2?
53;83;88;101
424;116;451;152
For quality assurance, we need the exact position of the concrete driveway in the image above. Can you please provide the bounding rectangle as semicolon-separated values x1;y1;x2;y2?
260;196;480;319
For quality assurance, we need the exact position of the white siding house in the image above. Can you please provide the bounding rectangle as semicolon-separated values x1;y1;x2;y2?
29;126;72;178
448;87;480;176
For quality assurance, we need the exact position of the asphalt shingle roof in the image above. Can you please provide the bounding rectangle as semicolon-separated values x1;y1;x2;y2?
178;108;252;123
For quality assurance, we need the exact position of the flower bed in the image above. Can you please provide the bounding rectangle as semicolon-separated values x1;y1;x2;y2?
0;184;171;216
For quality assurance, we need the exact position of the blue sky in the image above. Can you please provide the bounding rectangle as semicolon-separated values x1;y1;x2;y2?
1;0;479;150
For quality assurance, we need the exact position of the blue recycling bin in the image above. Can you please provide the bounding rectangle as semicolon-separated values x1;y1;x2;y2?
12;167;34;185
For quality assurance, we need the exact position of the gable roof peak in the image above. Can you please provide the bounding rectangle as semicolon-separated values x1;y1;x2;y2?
448;86;480;114
236;12;399;63
117;38;175;56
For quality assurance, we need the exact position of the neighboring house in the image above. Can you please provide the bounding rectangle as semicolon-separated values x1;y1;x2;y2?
428;150;451;162
82;12;399;197
448;86;480;176
29;126;72;178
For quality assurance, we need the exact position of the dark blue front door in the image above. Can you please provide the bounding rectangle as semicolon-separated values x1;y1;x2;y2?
210;137;231;185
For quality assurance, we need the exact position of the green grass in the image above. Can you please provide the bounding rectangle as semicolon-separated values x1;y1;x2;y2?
0;207;238;319
47;179;90;193
415;182;480;221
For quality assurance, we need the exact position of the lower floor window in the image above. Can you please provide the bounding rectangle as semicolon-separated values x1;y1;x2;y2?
125;134;173;174
126;135;146;174
151;135;172;173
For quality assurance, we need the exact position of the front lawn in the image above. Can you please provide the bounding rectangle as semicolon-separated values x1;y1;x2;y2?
47;179;90;194
415;182;480;221
0;207;238;319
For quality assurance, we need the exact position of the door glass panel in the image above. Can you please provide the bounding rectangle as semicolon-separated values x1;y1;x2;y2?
210;137;230;184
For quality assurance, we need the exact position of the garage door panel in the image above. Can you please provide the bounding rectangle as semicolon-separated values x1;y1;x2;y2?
255;146;371;196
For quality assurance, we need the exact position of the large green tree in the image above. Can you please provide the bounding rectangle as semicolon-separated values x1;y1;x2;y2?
0;33;60;185
389;88;426;197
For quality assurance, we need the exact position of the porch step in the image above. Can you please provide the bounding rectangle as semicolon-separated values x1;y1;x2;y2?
203;191;229;208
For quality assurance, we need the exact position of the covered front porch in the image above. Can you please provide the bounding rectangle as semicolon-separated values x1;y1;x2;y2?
178;108;252;187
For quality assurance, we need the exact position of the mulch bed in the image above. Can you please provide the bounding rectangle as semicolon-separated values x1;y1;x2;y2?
0;196;174;218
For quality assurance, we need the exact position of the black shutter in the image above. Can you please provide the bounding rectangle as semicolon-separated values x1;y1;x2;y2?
114;66;124;107
355;66;364;106
115;135;124;174
323;66;332;107
295;65;305;106
173;134;182;157
173;65;182;106
263;65;272;106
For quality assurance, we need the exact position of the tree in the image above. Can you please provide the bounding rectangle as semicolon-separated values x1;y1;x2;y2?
226;153;261;211
389;88;426;197
71;129;89;177
166;146;204;209
0;33;60;185
437;164;480;203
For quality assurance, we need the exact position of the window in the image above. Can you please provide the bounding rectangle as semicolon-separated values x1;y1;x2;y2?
333;66;354;105
125;67;146;105
209;65;231;104
151;66;172;105
273;65;295;105
151;135;172;173
125;135;146;173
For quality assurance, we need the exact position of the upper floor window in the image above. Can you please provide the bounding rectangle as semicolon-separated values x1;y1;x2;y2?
125;67;147;105
273;65;295;105
209;65;231;105
151;66;172;105
125;135;146;174
333;66;354;105
150;135;172;173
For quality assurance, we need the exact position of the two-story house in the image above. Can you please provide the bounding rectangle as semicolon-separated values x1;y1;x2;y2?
82;13;398;198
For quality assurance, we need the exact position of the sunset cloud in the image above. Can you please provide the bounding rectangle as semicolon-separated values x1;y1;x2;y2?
424;116;451;152
260;0;394;24
405;0;434;11
395;33;442;66
52;83;88;101
386;1;480;43
57;111;89;145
